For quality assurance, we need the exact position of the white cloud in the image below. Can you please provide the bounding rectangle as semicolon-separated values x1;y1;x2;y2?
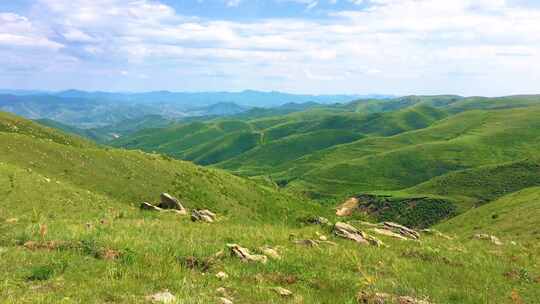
0;13;63;49
2;0;540;95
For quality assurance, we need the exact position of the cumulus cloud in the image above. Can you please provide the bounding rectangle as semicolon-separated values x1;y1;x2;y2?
0;0;539;94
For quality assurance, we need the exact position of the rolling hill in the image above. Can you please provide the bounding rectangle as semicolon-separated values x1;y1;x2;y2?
2;111;540;303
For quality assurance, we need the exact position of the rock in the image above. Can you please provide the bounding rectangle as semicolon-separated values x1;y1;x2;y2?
140;202;163;212
272;287;293;297
216;271;229;280
371;228;409;240
319;235;328;241
227;244;267;264
159;193;186;212
218;297;233;304
383;222;420;240
336;197;360;216
145;290;177;303
357;292;431;304
473;234;503;246
356;291;391;303
191;209;217;223
334;222;370;245
260;246;281;260
306;216;331;226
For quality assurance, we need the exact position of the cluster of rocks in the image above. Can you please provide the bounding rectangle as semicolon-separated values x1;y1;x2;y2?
226;243;282;264
334;222;384;247
140;193;217;223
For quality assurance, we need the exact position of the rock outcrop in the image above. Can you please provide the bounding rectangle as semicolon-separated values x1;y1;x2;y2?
159;193;186;212
334;222;383;246
383;222;420;240
336;197;360;216
227;244;268;264
140;193;187;215
191;209;217;223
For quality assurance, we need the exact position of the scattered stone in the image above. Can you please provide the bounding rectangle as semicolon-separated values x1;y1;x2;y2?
305;216;331;226
140;202;163;212
336;197;360;216
334;222;370;245
319;235;328;241
227;244;267;264
5;218;18;224
191;209;217;223
272;287;293;297
159;193;186;213
218;297;233;304
371;228;409;240
260;246;281;260
356;291;391;303
473;234;503;246
216;271;229;280
383;222;420;240
145;290;177;303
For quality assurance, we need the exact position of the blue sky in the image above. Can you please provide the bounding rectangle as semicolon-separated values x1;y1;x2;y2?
0;0;539;96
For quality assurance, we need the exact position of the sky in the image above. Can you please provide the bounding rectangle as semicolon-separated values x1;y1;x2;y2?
0;0;539;96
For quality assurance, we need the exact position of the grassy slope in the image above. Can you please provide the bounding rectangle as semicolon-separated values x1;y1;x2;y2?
402;158;540;207
112;105;448;175
437;186;540;241
284;106;540;199
1;112;540;303
0;112;319;224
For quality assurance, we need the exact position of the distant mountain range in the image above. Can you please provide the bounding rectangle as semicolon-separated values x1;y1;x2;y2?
0;90;391;129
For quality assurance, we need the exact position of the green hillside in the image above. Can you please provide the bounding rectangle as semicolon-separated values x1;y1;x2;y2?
2;112;540;303
113;104;448;177
437;186;540;241
283;106;540;199
0;112;319;223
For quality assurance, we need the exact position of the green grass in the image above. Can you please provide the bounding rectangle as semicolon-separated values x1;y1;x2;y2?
437;186;540;241
283;106;540;200
1;112;540;303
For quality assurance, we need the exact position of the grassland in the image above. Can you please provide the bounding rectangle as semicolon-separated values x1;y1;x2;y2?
2;96;540;303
